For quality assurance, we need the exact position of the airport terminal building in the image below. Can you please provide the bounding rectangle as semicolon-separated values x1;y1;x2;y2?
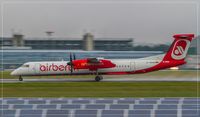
1;33;199;53
1;33;134;51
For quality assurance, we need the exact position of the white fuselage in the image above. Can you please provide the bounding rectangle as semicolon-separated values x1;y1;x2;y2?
11;54;164;76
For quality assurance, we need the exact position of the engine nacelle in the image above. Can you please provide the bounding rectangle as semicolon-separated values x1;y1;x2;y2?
72;59;116;71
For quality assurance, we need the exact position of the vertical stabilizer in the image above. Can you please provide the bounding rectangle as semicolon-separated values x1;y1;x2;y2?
163;34;194;61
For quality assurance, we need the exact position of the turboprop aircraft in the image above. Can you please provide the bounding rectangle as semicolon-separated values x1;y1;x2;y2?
11;34;194;81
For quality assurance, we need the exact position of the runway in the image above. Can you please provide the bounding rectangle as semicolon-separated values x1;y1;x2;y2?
2;77;199;83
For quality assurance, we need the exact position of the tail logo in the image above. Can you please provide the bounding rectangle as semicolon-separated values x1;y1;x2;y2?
174;46;184;55
171;39;190;60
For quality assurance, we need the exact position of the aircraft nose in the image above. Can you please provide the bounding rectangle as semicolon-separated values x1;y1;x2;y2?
11;69;19;76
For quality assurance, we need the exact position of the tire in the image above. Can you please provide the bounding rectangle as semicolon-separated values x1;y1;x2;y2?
19;76;23;81
95;76;101;82
95;75;103;82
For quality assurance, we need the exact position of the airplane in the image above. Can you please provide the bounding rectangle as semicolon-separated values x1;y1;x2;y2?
11;34;195;81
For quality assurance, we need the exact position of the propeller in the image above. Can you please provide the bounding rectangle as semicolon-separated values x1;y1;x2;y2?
73;54;76;60
67;53;76;74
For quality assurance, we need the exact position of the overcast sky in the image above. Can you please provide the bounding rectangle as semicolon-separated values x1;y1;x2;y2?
0;0;199;44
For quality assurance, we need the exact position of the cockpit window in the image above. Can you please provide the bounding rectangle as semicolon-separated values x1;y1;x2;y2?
21;64;30;68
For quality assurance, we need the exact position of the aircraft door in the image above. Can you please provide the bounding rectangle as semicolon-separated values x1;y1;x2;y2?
130;62;135;71
27;64;35;74
34;63;40;74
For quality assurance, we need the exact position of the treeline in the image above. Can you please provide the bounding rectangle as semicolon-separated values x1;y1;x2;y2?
133;44;170;52
133;44;196;54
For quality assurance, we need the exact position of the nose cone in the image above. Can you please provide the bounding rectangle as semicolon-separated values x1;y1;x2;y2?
11;69;19;76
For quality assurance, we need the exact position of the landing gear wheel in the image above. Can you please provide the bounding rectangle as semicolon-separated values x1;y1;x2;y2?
19;76;23;81
95;75;103;82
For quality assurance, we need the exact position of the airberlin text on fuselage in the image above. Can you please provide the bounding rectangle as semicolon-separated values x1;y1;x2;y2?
40;63;70;72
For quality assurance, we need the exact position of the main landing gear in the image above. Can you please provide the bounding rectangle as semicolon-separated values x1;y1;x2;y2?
94;70;103;82
19;76;23;81
95;75;103;82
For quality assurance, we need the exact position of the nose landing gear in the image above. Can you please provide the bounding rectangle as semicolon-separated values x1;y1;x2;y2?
19;76;23;81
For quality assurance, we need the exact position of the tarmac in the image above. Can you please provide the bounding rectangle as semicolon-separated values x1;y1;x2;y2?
2;77;199;83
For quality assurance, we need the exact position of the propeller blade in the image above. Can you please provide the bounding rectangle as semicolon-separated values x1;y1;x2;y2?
70;66;73;74
70;53;72;62
73;53;76;60
69;53;73;74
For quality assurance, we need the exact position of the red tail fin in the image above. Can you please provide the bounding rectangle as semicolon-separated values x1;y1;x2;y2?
163;34;194;61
